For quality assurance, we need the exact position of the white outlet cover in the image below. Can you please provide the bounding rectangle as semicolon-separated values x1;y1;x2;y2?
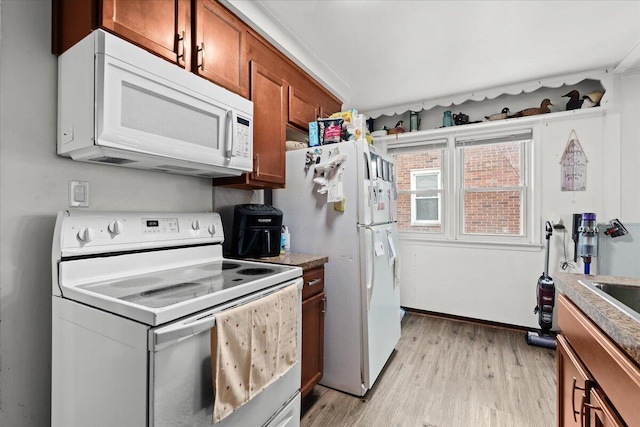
69;181;89;207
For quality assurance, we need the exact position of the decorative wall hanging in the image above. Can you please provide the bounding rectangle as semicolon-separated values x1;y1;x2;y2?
560;129;587;191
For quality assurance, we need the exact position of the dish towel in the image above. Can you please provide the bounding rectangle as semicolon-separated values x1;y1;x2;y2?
211;284;298;423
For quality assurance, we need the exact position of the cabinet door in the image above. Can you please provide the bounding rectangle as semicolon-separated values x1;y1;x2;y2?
101;0;184;65
249;60;287;186
193;0;248;97
557;334;592;427
301;291;325;398
288;86;320;131
587;388;625;427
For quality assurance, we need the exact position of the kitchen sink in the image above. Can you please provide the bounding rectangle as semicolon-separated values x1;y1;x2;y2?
578;279;640;324
593;282;640;313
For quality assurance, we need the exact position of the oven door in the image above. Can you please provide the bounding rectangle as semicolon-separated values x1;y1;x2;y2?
148;278;302;427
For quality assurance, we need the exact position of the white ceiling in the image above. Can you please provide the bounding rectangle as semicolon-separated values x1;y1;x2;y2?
226;1;640;117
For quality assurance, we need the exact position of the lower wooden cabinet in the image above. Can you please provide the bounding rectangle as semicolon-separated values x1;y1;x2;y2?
301;266;325;398
557;334;591;427
557;294;639;427
587;388;625;427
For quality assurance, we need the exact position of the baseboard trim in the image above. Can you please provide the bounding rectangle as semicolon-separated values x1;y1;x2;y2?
401;307;533;333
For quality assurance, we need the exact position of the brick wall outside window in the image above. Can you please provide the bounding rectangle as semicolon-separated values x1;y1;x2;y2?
462;142;522;235
396;150;442;233
394;142;522;236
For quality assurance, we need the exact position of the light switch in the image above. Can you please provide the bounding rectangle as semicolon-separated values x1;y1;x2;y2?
69;181;89;207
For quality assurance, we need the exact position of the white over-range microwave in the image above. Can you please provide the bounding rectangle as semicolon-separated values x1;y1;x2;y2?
57;30;253;178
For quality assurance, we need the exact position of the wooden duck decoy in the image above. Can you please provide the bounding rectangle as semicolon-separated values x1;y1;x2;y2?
563;90;583;110
512;99;553;117
485;107;511;121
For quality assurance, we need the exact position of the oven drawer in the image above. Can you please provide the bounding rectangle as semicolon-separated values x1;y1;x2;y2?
266;393;301;427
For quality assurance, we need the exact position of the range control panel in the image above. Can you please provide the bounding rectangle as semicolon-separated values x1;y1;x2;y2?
57;211;225;256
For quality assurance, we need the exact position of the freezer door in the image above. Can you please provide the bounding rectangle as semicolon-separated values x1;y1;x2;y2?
359;222;401;390
363;146;397;226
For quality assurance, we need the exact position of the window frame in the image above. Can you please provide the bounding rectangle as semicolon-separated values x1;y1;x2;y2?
456;138;529;241
410;169;442;226
386;124;538;247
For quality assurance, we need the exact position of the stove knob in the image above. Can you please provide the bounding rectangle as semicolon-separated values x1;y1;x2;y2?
108;220;124;235
77;227;95;242
208;224;216;235
191;220;201;231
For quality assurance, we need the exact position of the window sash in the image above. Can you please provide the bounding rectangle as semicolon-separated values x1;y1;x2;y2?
457;134;530;241
410;169;442;225
387;127;533;243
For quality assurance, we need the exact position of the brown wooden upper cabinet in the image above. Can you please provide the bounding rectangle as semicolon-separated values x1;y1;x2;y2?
193;0;248;97
52;0;191;68
288;86;320;131
53;0;248;97
249;61;287;186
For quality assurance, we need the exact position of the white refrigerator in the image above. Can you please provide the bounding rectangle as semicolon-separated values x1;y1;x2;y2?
273;139;401;396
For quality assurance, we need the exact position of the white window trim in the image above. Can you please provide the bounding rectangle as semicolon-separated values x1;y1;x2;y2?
410;169;441;225
456;139;529;242
386;122;542;248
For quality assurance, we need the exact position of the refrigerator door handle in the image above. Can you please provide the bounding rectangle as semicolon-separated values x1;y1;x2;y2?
360;225;376;311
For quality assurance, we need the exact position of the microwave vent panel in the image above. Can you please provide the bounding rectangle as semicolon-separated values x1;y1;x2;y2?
88;156;137;165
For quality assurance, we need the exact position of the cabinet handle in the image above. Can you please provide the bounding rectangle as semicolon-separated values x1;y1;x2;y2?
197;43;205;69
321;296;326;314
307;278;322;287
571;377;585;422
176;31;185;65
579;394;586;427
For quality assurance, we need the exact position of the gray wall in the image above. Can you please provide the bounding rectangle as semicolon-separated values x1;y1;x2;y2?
0;1;216;425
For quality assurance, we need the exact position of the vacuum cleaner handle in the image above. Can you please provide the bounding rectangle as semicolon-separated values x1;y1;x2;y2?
544;221;552;277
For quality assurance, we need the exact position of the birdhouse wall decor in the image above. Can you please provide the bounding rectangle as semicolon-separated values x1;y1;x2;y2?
560;129;587;191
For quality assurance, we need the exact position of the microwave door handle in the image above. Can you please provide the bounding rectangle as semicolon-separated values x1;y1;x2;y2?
225;110;236;160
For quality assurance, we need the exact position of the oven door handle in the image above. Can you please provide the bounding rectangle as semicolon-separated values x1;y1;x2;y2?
152;314;217;351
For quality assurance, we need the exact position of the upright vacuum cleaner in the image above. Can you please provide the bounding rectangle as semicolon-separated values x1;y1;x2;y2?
526;221;557;349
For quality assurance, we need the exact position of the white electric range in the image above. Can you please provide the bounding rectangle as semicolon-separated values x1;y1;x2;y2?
51;210;303;427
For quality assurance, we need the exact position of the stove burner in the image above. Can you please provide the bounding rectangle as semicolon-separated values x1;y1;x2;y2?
236;267;275;276
110;276;163;288
222;262;241;270
121;282;202;301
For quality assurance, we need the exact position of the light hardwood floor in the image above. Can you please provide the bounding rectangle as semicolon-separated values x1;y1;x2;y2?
301;312;556;427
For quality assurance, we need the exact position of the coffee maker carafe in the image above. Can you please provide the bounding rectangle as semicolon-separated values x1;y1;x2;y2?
231;204;283;257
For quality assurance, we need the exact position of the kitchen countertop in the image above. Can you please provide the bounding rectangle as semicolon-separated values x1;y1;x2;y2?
555;272;640;366
242;253;328;272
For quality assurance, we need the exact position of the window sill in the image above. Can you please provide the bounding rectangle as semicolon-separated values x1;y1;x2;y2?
398;232;543;252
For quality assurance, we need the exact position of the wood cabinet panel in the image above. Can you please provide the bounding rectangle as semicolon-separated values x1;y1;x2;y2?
288;86;320;131
301;291;325;398
558;294;640;425
587;388;625;427
101;0;179;64
193;0;247;97
302;267;324;301
248;60;287;186
557;335;592;427
53;0;189;67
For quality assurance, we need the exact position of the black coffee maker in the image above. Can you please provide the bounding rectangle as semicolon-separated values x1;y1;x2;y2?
231;204;283;257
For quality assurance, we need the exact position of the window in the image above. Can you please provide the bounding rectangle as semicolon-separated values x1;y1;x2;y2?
411;170;441;225
388;128;533;244
391;139;446;234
